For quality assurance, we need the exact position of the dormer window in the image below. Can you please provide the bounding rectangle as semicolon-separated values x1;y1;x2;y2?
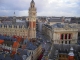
0;25;2;28
19;25;22;28
14;25;17;28
9;25;12;28
4;25;7;28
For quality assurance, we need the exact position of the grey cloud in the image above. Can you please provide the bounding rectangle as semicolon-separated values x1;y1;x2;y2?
0;0;80;16
0;0;30;10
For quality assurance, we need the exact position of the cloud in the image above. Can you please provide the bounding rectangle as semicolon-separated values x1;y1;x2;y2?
0;0;80;17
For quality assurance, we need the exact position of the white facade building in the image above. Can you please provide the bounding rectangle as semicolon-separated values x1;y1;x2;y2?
42;23;78;44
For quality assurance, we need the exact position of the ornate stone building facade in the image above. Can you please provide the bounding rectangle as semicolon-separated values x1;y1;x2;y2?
42;23;78;44
0;0;36;39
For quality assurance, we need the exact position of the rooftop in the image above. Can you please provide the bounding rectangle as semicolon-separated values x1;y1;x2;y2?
44;23;78;30
0;20;29;28
49;44;80;60
0;48;31;60
47;17;62;22
23;38;41;50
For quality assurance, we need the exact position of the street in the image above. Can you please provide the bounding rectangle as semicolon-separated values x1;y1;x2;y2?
36;31;52;60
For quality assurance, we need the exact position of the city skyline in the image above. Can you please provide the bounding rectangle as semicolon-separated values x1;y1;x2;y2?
0;0;80;17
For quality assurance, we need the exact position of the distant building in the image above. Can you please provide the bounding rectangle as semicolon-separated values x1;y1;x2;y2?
70;17;80;24
42;23;78;44
37;17;48;32
47;17;64;25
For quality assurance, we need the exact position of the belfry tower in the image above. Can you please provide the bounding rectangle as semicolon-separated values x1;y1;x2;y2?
28;0;36;39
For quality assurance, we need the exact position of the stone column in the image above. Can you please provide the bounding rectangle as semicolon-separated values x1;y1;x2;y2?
67;34;69;39
63;34;65;40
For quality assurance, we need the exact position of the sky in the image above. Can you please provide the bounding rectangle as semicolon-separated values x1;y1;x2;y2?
0;0;80;17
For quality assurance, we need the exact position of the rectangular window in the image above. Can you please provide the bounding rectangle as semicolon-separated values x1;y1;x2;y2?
60;34;63;40
62;41;63;44
69;41;71;44
65;41;67;44
65;34;67;39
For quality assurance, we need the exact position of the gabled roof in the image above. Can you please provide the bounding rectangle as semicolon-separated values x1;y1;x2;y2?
12;42;19;48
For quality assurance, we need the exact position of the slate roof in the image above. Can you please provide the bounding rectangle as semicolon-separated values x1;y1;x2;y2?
51;23;64;28
48;17;62;22
17;48;30;57
0;20;29;28
50;23;76;29
26;41;37;50
0;48;31;60
23;38;40;50
49;44;80;60
44;24;52;29
0;35;16;46
0;35;16;42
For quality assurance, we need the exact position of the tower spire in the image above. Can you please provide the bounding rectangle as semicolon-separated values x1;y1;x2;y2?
32;0;33;1
13;11;16;24
31;0;35;4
